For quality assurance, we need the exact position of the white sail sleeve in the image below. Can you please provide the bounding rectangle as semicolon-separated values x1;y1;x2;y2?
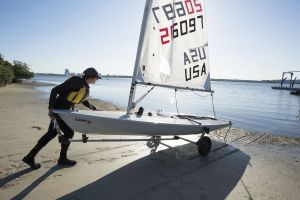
136;0;211;91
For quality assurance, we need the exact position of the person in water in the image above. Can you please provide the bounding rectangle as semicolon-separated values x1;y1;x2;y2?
23;67;101;169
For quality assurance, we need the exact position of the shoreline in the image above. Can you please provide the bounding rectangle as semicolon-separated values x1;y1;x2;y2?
29;78;300;138
0;82;299;199
33;73;300;84
26;80;300;143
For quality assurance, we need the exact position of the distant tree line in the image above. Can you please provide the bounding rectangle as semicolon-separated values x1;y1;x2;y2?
0;53;34;86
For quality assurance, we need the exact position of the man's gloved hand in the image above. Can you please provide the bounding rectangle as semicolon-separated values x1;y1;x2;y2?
90;105;97;111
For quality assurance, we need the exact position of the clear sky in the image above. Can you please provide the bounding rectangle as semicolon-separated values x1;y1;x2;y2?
0;0;299;80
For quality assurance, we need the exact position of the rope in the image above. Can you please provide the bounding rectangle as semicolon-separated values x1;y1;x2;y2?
223;123;232;142
214;123;232;142
52;117;63;136
133;86;154;108
176;89;217;120
244;133;266;147
192;91;216;118
174;89;180;115
211;93;216;118
175;89;232;142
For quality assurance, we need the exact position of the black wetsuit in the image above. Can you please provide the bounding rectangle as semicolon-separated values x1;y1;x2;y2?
26;76;95;160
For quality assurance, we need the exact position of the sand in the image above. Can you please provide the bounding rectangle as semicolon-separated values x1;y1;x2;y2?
0;83;299;200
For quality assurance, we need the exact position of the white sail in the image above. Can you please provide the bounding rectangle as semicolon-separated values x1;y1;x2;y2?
136;0;211;91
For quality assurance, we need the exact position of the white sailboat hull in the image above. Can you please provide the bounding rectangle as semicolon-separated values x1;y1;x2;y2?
53;110;231;136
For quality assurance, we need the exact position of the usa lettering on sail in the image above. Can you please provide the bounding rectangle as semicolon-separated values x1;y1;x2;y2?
184;46;207;81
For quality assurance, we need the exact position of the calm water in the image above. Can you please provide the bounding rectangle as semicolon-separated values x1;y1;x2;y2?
32;75;300;137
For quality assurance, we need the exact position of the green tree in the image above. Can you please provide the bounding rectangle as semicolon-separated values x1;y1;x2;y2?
0;54;14;86
12;60;34;82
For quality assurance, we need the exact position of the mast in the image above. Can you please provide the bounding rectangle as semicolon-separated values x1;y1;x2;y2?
126;0;152;115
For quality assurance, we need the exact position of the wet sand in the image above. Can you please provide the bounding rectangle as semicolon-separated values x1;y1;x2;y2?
0;83;299;200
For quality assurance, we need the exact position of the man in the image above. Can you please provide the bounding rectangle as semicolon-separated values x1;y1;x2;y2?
23;67;101;170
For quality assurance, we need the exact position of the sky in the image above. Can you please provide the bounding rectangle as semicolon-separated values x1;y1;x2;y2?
0;0;299;80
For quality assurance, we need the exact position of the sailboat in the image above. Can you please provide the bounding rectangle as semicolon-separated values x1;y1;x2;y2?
54;0;232;155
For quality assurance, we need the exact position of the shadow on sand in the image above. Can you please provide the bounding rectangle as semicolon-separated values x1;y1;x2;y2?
59;140;250;200
0;168;33;188
0;165;73;200
9;166;62;200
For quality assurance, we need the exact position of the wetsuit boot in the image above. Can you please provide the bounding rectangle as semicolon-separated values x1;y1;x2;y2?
57;143;77;166
23;145;42;170
23;129;57;170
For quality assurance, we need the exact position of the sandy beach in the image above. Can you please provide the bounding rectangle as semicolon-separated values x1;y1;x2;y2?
0;83;300;200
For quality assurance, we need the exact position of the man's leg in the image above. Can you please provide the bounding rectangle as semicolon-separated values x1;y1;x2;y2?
23;120;58;169
56;117;76;166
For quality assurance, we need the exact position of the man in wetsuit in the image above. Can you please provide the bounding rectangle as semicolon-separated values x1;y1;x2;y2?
23;67;101;169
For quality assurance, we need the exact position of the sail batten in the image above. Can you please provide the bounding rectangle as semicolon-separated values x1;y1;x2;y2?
135;0;211;91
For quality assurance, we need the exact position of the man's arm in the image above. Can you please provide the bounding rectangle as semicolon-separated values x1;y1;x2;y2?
48;84;66;117
82;100;97;110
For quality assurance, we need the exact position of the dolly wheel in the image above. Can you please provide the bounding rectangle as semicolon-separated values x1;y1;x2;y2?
197;136;212;156
152;136;161;146
146;136;161;148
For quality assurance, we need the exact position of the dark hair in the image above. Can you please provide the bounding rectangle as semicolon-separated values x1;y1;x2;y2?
83;75;98;80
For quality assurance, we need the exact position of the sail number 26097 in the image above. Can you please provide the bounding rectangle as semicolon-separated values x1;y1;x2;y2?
159;16;203;45
152;0;204;45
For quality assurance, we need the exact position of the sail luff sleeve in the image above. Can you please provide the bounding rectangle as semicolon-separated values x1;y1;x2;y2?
126;0;153;114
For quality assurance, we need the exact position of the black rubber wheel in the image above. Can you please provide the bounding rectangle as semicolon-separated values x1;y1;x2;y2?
197;136;212;156
146;136;161;148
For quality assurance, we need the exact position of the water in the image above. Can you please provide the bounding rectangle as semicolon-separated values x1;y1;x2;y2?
32;75;300;137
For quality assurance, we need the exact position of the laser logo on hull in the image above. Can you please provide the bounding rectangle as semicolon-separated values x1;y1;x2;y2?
75;118;91;124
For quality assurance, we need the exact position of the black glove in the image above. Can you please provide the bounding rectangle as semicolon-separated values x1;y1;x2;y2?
90;105;97;111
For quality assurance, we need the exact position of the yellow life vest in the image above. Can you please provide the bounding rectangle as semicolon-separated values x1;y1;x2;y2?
66;86;88;104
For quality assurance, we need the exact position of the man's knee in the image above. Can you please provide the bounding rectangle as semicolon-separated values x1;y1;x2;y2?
45;130;58;140
37;131;57;146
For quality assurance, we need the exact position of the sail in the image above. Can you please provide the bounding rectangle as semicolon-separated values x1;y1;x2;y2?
136;0;211;91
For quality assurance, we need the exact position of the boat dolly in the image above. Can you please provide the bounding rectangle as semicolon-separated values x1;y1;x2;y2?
54;117;212;156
